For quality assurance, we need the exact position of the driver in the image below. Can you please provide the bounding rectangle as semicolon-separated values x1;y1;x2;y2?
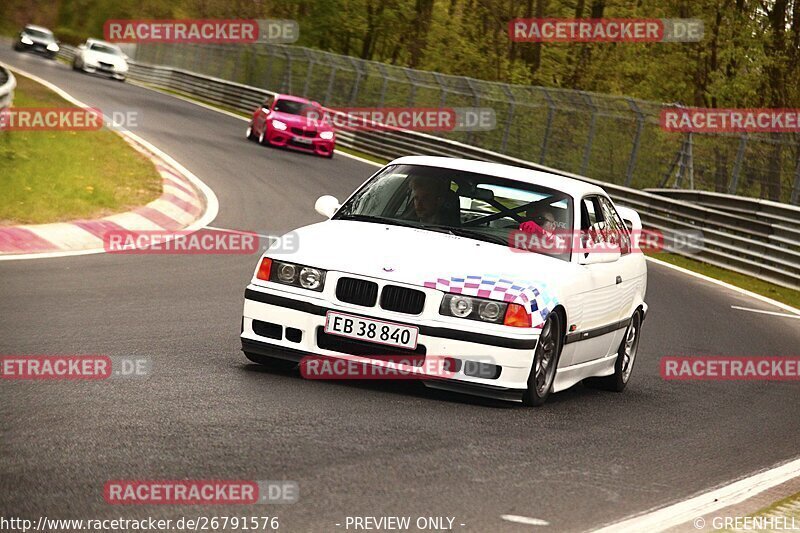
408;175;452;225
519;205;557;235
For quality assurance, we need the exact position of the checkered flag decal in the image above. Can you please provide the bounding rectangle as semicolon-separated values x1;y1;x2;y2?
423;274;557;326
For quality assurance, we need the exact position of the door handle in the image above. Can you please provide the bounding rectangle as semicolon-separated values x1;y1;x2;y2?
616;275;622;284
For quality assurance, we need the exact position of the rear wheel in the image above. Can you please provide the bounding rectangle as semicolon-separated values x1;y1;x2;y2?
585;310;642;392
246;124;255;141
522;312;563;407
244;351;297;371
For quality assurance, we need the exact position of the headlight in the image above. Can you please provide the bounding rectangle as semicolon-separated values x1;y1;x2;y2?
271;119;288;131
21;36;33;45
266;260;326;292
319;131;334;140
46;43;59;52
299;267;323;290
439;293;531;327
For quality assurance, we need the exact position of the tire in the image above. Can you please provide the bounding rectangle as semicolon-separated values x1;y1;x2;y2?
584;310;642;392
244;351;298;371
258;129;269;146
246;124;256;141
522;312;563;407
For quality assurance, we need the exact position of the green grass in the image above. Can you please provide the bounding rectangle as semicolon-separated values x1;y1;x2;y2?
648;252;800;309
0;73;162;225
721;491;800;532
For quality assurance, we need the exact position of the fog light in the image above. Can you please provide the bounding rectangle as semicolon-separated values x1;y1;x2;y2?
449;295;473;318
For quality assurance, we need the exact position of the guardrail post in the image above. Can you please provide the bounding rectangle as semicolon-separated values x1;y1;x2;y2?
729;133;748;195
625;98;644;187
348;57;363;105
404;69;417;107
376;64;388;108
540;88;555;164
465;77;481;146
580;92;597;176
282;49;293;94
500;85;515;154
792;145;800;205
302;49;314;98
324;64;338;106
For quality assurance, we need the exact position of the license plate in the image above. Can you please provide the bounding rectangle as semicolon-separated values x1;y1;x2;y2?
293;136;313;145
324;312;418;350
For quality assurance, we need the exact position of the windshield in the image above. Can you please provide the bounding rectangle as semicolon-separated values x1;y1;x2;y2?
335;164;574;260
89;43;121;55
24;28;53;40
273;99;316;116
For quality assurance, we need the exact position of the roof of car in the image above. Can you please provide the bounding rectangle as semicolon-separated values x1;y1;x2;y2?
86;38;120;48
24;25;53;34
389;156;607;199
274;94;316;105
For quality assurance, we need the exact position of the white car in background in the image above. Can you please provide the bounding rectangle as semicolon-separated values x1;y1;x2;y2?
241;156;648;406
13;25;60;59
72;39;129;81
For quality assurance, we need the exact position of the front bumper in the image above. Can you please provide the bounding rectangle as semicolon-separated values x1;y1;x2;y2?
82;62;127;80
16;41;57;56
264;128;335;157
241;283;539;400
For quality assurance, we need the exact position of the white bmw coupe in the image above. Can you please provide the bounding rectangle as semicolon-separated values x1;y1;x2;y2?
241;157;648;406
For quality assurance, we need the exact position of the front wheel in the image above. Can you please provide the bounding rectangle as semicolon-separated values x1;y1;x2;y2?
258;129;269;146
585;310;642;392
522;312;563;407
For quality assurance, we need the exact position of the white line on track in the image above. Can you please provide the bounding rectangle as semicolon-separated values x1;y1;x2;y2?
588;456;800;533
500;515;550;526
645;256;800;316
0;62;220;261
730;305;800;320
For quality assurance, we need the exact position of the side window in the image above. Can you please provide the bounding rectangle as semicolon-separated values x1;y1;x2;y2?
261;96;274;110
581;197;600;230
599;197;631;255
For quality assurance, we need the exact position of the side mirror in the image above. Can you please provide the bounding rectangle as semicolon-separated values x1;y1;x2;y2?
315;195;340;219
578;249;620;265
615;205;642;232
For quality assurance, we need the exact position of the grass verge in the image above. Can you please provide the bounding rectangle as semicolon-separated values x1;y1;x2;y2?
0;72;161;225
648;252;800;309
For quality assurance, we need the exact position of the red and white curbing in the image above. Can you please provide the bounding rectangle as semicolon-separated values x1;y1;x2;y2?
0;63;219;260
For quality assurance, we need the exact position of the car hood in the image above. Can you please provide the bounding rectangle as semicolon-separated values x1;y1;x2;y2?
84;50;126;66
271;110;332;131
24;35;54;45
269;220;577;290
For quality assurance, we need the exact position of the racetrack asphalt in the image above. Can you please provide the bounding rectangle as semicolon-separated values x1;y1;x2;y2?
1;48;799;532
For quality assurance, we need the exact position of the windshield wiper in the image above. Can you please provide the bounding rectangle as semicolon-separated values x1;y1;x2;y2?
336;214;419;228
423;225;510;246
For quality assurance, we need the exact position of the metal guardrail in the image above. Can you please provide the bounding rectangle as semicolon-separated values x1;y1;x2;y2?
56;46;800;290
0;65;16;111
